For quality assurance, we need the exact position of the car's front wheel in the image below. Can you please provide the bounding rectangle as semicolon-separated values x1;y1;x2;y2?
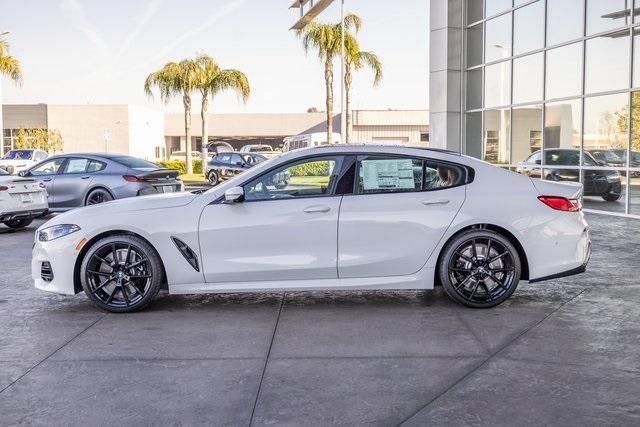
602;192;621;202
208;170;220;186
3;218;34;229
438;229;521;308
80;235;164;313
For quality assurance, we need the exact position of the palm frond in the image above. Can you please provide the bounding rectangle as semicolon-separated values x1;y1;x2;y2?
0;39;23;84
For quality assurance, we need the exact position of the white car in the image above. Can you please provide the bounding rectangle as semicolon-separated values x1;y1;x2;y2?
239;144;280;159
0;168;49;229
0;149;49;175
32;145;591;313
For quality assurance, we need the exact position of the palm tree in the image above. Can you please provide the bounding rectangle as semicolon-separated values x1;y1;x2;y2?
344;37;382;144
144;59;199;174
195;54;250;177
297;13;361;145
0;37;23;154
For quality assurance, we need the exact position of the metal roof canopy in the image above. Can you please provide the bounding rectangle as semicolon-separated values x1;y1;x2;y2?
290;0;335;30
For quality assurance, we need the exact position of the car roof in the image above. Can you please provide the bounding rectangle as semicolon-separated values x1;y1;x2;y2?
45;152;128;159
289;144;460;156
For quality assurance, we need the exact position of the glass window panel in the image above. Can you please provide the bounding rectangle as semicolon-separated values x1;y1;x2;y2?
357;157;424;194
513;1;544;55
585;34;630;94
467;0;484;23
512;105;543;163
486;0;512;17
582;169;626;213
547;0;584;45
466;69;483;110
633;28;640;87
586;0;631;35
546;43;583;99
465;112;483;159
483;109;511;164
466;23;483;67
636;0;640;23
485;13;512;63
513;53;543;104
583;93;629;165
485;61;511;107
545;99;583;152
513;0;530;5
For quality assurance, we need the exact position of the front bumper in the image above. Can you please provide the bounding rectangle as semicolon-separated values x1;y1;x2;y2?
0;208;49;222
32;234;82;296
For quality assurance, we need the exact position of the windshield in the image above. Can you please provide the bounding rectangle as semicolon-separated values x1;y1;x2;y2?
2;150;33;160
602;151;623;162
204;154;281;194
112;156;159;169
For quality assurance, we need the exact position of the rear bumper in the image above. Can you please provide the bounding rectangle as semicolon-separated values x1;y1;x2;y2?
0;208;49;222
529;240;591;283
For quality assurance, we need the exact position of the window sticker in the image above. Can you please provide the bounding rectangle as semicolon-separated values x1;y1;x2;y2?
361;159;415;190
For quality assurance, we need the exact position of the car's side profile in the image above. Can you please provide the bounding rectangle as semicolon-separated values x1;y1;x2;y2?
206;152;267;185
0;149;49;175
20;153;183;211
33;145;591;313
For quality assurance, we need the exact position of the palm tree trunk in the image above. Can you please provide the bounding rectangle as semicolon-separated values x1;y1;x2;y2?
201;93;209;178
345;64;353;144
324;57;334;144
183;93;194;175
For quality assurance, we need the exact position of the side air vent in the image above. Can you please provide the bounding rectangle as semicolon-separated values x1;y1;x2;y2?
171;237;200;272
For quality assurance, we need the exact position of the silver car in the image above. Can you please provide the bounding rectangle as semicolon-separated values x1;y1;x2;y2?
19;153;183;212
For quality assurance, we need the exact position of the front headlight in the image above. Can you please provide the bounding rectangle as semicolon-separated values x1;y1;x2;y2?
605;173;620;183
38;224;81;242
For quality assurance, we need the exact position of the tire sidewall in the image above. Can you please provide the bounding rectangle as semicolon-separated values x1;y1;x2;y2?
86;188;114;206
80;235;163;313
439;229;521;308
208;171;219;186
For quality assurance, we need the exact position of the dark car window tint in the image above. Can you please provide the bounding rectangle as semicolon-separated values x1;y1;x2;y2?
63;158;89;174
217;154;232;163
87;160;106;173
546;150;580;166
112;156;158;169
230;154;243;165
424;161;465;190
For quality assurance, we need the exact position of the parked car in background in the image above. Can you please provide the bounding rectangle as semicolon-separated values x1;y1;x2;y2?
0;168;48;229
32;145;591;313
239;144;280;158
517;149;622;202
206;152;268;185
282;132;342;152
609;149;640;177
19;153;183;211
588;149;626;167
0;149;49;175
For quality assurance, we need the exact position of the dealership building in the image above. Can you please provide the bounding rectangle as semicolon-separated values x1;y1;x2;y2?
429;0;640;217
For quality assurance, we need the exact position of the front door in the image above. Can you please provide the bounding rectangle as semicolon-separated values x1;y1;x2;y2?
338;155;467;278
198;155;345;284
25;157;66;207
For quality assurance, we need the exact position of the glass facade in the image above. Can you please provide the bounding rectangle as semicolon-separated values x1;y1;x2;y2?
463;0;640;217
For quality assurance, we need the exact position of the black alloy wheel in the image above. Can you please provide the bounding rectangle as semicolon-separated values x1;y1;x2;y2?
4;218;34;229
439;229;521;308
208;170;220;186
86;189;114;205
81;235;163;312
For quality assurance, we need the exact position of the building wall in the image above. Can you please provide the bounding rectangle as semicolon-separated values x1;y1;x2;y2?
128;105;165;160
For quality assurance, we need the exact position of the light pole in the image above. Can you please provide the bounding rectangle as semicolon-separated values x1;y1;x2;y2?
0;32;10;157
340;0;346;143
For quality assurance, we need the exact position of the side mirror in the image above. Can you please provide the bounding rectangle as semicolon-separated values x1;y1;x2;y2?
224;186;244;204
18;170;27;177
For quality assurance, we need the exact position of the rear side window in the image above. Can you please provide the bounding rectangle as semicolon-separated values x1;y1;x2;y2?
87;160;106;172
355;156;466;194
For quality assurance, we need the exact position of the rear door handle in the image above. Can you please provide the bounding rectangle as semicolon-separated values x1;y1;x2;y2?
42;178;52;182
422;199;450;206
303;205;331;213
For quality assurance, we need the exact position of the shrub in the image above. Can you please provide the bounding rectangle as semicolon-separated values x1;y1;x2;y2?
156;160;202;175
289;161;330;177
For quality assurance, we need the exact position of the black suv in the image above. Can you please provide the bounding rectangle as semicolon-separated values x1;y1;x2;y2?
517;149;622;202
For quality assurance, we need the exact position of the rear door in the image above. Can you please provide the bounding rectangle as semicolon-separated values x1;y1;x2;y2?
338;155;467;278
54;157;103;208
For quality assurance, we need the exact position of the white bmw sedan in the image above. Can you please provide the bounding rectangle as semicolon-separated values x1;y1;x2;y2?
32;145;591;312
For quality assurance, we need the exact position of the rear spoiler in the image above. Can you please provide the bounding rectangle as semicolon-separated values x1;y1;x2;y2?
530;178;583;200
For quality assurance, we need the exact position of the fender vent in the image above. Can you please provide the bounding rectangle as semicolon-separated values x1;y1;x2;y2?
171;237;200;272
41;262;54;282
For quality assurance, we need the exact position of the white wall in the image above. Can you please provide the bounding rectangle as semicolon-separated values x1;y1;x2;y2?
128;106;164;160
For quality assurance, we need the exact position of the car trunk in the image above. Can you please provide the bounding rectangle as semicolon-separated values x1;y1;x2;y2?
0;178;47;207
530;178;583;199
134;169;182;194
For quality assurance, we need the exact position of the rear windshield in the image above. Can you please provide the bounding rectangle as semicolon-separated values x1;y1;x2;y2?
2;150;33;160
112;156;158;169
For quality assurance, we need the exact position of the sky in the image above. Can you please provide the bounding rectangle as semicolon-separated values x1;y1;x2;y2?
0;0;429;114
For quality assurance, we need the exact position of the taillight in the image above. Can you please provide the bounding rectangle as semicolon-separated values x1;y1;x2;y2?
538;196;582;212
123;175;159;183
0;186;8;192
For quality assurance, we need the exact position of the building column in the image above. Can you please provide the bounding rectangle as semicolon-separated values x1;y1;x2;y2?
429;0;463;152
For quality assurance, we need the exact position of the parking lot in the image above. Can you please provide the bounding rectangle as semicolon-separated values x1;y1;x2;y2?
0;213;638;425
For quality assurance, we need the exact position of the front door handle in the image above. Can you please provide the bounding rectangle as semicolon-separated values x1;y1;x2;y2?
80;175;90;179
303;205;331;213
42;178;52;182
422;199;450;206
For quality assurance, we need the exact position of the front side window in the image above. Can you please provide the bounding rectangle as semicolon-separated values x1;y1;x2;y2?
29;158;65;176
244;156;342;201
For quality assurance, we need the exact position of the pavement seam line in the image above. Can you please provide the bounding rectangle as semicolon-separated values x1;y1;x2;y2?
249;293;286;426
0;314;106;395
395;287;589;426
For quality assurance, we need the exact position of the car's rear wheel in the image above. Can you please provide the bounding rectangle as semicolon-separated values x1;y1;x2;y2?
439;229;521;308
208;170;220;186
3;218;34;229
86;188;113;205
602;192;621;202
80;235;163;313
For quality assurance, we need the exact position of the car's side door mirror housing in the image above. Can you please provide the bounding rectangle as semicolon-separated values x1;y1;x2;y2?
224;186;244;204
18;170;27;177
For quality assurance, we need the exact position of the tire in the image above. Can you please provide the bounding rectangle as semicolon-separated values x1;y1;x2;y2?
208;171;220;186
85;188;114;206
80;235;164;313
438;229;521;308
602;193;621;202
4;218;34;229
